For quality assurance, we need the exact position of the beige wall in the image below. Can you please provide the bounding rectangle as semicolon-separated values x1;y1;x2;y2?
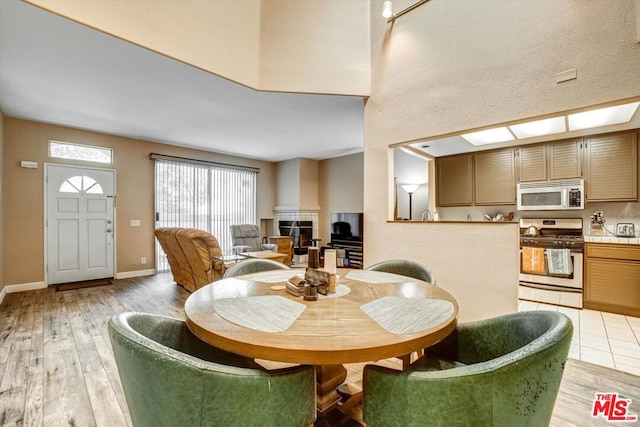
275;158;300;207
259;0;370;95
318;153;364;243
0;110;4;294
299;158;318;209
365;0;640;321
27;0;370;96
275;158;320;210
3;118;275;286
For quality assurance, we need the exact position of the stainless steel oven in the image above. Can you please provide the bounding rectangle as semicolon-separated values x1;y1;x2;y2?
518;218;584;308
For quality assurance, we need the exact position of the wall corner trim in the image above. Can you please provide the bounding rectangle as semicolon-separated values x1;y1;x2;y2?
637;0;640;43
0;287;6;305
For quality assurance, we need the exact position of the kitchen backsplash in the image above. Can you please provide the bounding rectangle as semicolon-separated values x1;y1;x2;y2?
438;201;640;237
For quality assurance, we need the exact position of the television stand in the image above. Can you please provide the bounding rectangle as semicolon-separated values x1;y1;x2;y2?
322;240;363;269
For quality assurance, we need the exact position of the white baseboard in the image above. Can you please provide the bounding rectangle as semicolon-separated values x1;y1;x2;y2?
5;281;48;295
115;269;156;279
0;271;157;299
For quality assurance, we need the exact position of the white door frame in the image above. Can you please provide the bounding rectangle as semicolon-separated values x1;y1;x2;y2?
44;163;117;284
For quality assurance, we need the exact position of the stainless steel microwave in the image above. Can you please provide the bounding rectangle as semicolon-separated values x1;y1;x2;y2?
516;178;584;211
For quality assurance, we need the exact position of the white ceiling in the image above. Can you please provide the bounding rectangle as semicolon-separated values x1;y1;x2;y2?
0;0;365;162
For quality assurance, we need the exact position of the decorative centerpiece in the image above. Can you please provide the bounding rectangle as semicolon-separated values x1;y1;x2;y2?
304;267;336;295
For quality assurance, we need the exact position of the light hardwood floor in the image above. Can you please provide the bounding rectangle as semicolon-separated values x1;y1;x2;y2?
1;273;639;426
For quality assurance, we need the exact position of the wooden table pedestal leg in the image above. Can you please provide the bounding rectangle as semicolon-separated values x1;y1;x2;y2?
315;364;348;417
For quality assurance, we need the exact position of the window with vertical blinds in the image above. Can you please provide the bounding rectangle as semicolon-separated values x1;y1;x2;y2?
154;157;257;271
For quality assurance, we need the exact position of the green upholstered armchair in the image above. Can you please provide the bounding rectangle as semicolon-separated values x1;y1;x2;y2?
109;312;316;427
223;258;290;279
366;259;436;285
363;311;573;427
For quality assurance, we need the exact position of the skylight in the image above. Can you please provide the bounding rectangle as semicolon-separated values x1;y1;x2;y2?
567;102;640;131
460;101;640;146
461;127;515;146
509;117;566;139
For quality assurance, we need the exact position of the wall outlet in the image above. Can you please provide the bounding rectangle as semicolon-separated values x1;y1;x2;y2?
141;257;147;264
130;219;141;227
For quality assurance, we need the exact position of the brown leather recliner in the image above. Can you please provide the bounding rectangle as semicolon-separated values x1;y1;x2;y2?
154;228;224;292
176;228;224;289
154;228;196;291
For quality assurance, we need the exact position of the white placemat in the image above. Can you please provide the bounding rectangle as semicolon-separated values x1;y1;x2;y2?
346;269;413;284
361;297;454;335
213;295;306;333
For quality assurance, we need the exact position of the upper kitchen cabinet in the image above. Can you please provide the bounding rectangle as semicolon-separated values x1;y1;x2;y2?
584;132;638;202
436;154;473;206
548;139;583;180
474;149;516;205
516;139;582;182
516;144;546;182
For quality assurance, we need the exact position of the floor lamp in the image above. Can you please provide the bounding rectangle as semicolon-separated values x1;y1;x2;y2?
401;184;419;220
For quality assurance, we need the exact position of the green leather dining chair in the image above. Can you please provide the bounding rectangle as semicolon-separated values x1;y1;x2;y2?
108;312;315;427
223;258;290;278
366;259;436;285
363;311;573;427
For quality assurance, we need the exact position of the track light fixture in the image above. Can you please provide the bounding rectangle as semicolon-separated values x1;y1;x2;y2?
382;0;431;22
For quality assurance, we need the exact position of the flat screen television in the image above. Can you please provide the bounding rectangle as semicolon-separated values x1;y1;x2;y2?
330;212;363;243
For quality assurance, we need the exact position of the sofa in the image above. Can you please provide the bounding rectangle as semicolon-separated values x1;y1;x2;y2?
154;228;224;292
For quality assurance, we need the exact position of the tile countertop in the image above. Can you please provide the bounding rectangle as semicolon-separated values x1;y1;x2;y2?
584;235;640;245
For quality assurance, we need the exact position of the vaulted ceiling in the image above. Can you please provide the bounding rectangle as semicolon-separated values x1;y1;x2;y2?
0;0;365;162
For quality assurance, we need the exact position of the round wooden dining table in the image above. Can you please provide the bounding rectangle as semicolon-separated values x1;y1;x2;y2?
185;268;458;417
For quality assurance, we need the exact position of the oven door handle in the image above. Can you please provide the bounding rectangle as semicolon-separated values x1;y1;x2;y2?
519;282;582;293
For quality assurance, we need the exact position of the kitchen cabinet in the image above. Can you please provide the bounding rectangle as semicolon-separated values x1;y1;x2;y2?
436;154;473;206
436;130;638;207
548;139;582;180
584;243;640;317
516;139;582;182
584;132;638;202
474;149;516;205
516;144;546;182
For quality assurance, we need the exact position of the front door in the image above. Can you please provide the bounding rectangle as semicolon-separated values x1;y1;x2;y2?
46;164;115;284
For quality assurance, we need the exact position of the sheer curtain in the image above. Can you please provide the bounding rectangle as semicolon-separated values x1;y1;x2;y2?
154;158;257;271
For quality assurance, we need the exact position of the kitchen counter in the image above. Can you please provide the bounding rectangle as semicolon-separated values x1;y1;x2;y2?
387;220;515;224
584;235;640;245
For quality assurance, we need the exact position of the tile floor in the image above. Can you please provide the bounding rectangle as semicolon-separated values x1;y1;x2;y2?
519;300;640;376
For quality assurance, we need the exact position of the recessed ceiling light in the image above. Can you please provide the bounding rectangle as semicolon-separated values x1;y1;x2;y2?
509;117;566;139
568;101;640;131
461;127;515;146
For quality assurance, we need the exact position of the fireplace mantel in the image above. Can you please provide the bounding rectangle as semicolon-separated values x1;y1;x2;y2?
273;205;320;213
